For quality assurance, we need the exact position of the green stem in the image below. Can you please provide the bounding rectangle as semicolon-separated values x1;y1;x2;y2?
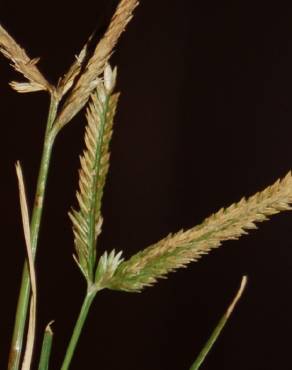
8;96;58;370
38;322;54;370
189;276;247;370
61;287;97;370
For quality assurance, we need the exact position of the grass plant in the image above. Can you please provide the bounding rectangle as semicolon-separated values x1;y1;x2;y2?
1;1;292;369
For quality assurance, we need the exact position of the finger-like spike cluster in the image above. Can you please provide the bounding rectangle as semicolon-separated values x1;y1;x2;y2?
108;172;292;292
55;0;139;129
69;67;119;282
0;24;52;93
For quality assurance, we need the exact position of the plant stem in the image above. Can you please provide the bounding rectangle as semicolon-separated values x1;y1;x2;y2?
60;287;97;370
189;276;247;370
38;322;54;370
8;96;58;370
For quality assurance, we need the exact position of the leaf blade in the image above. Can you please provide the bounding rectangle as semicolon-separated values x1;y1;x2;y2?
189;276;247;370
15;162;37;370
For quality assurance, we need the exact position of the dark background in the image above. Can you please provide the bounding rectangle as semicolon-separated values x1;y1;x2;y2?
1;1;292;369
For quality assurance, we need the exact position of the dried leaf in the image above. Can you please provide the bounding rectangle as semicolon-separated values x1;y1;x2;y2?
15;162;37;370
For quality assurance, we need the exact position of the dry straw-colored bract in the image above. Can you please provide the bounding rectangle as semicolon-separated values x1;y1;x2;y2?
108;172;292;292
55;0;139;130
57;34;94;98
0;24;52;93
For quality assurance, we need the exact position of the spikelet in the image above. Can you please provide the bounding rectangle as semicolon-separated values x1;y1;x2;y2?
95;250;124;288
57;34;93;97
55;0;138;130
69;66;119;282
108;172;292;292
0;24;51;93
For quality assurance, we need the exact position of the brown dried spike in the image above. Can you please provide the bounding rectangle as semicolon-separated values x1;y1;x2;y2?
0;24;52;93
55;0;138;130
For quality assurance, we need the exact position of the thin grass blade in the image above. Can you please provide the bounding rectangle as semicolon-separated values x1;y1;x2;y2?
15;162;37;370
189;276;247;370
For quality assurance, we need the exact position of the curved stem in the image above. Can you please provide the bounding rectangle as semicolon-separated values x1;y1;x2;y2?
189;276;247;370
60;287;97;370
8;96;58;370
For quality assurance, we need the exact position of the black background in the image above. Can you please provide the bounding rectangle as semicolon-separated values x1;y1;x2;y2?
1;1;292;369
